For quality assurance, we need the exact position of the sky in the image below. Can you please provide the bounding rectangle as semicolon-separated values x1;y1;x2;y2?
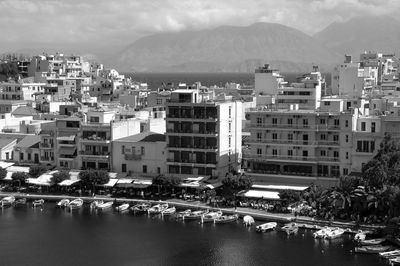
0;0;399;55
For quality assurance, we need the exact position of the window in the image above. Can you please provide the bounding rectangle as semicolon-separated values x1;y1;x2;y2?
303;119;308;127
333;151;339;158
346;135;349;143
228;122;231;132
320;119;326;124
142;165;147;173
321;134;326;140
288;134;293;142
343;168;349;175
228;107;232;118
89;116;100;123
346;152;349;159
324;101;330;106
257;132;262;140
157;167;161;174
228;137;231;146
121;164;127;173
288;150;293;157
257;148;262;155
320;150;326;156
156;98;163;105
333;135;339;142
345;120;349;128
121;145;125;154
302;150;308;157
371;122;376;133
272;133;277;140
287;118;293;125
272;149;278;156
334;119;340;126
361;122;366;131
141;147;145;155
28;153;31;161
256;117;262;125
272;118;278;125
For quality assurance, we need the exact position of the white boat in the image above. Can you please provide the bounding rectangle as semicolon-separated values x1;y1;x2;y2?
1;196;16;206
389;256;400;265
354;230;367;241
281;223;299;235
201;210;223;223
355;245;392;254
90;200;104;209
147;203;168;214
214;214;239;224
313;227;332;239
116;203;130;212
68;199;84;210
130;203;151;213
380;249;400;259
13;198;27;206
324;228;345;239
57;199;70;208
176;209;191;219
32;199;45;207
243;215;255;226
183;210;209;221
256;222;277;232
97;201;113;210
161;207;176;216
360;238;386;246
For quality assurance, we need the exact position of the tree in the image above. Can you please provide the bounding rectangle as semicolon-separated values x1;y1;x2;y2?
79;170;109;193
50;171;70;186
11;172;29;187
0;167;7;180
29;165;47;178
221;173;253;199
279;190;301;206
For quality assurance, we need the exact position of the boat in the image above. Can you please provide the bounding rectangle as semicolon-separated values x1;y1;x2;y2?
214;214;239;224
379;249;400;259
147;203;168;214
130;203;151;213
299;224;322;230
355;245;392;254
57;199;70;208
161;207;176;216
176;209;191;219
243;215;255;226
324;228;345;239
256;222;277;232
354;230;367;241
201;210;223;223
13;198;27;206
1;196;16;206
313;227;332;239
389;257;400;265
97;201;113;210
32;199;45;207
115;203;130;212
183;210;209;221
68;199;84;210
281;223;299;235
90;200;104;209
360;238;386;246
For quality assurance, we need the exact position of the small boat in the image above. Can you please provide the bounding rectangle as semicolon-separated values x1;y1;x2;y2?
379;249;400;259
97;201;113;210
32;199;45;207
243;215;255;226
183;210;209;221
313;227;332;239
324;228;345;240
354;230;367;241
161;207;176;216
256;222;277;232
1;196;16;206
360;238;386;246
90;200;104;209
176;209;191;219
355;245;392;254
130;203;151;213
13;198;27;206
201;210;223;223
68;199;84;210
214;214;239;224
148;203;168;214
281;223;299;235
115;203;130;212
389;256;400;265
57;199;70;208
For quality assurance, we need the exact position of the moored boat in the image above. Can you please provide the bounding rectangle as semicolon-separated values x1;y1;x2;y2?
201;210;222;223
57;199;70;208
324;228;345;240
360;238;386;246
214;214;239;224
354;230;367;241
183;210;209;221
243;215;255;226
130;203;151;213
32;199;45;207
115;203;130;212
161;207;176;216
313;227;332;239
68;199;84;210
256;222;277;232
281;223;299;235
1;196;16;206
148;203;168;214
379;249;400;259
176;209;191;219
97;201;113;210
355;245;392;254
13;198;27;206
90;200;104;209
389;256;400;265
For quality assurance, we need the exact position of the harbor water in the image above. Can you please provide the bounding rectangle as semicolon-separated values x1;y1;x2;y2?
0;203;384;266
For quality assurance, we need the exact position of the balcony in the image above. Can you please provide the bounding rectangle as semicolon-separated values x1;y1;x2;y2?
249;123;341;131
166;129;218;135
40;143;54;149
124;154;142;160
40;157;54;161
244;154;340;163
167;144;217;151
80;151;110;157
166;158;217;166
81;135;111;143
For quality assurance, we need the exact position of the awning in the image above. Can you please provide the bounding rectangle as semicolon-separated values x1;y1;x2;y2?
59;147;76;155
57;135;75;141
205;182;223;190
115;178;135;188
0;161;14;169
27;173;52;186
102;178;119;187
242;190;280;200
252;184;308;191
58;179;80;186
131;179;152;189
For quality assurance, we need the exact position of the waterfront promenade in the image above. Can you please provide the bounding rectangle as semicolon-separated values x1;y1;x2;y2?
0;192;384;231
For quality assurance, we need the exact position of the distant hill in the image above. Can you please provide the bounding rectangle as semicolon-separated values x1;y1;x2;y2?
110;22;340;73
314;16;400;57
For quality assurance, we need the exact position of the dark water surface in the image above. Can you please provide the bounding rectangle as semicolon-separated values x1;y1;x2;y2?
0;204;384;266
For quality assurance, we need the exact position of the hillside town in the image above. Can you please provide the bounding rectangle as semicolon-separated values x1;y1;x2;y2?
0;51;398;197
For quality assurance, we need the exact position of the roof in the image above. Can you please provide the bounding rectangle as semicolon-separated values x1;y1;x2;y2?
242;190;280;200
15;135;41;148
114;131;166;143
12;106;39;116
0;138;16;149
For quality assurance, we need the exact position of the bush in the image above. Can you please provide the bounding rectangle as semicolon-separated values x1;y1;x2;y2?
79;169;109;188
11;172;29;185
0;167;7;180
29;165;48;178
51;170;70;185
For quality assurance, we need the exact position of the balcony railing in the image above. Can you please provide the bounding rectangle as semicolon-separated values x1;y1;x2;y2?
247;139;340;146
40;143;54;148
80;151;110;156
40;157;54;161
124;154;142;160
82;136;110;141
249;123;341;130
166;158;217;164
244;154;340;162
166;129;217;134
167;144;217;150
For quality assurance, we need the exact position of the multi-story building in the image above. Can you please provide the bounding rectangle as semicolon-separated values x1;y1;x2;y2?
56;117;81;169
165;89;242;178
0;79;45;101
39;122;57;166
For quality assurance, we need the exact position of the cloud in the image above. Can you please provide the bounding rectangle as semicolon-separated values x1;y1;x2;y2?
0;0;398;53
